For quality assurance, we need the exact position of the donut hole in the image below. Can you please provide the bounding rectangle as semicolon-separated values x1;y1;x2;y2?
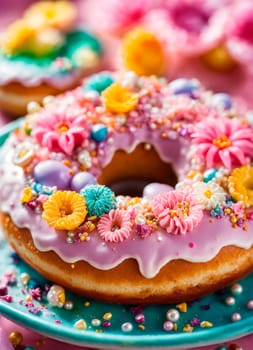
98;143;178;197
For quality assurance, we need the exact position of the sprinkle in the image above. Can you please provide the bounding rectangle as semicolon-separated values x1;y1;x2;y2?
190;318;201;326
74;319;87;330
138;324;145;330
103;321;111;328
176;302;187;313
134;313;145;323
84;301;90;307
121;322;133;332
231;313;242;322
200;321;213;328
103;312;112;320
183;324;194;332
91;318;101;326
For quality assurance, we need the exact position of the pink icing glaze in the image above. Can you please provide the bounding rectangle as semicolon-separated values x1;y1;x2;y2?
1;131;253;279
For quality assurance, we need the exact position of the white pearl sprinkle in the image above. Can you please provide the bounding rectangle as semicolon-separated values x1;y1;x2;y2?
121;322;133;332
64;300;74;310
91;318;101;327
225;296;236;306
231;312;242;322
166;309;180;322
231;283;243;295
20;273;30;285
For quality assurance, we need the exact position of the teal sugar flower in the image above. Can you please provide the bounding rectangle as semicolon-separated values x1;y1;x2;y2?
80;184;116;217
82;72;114;94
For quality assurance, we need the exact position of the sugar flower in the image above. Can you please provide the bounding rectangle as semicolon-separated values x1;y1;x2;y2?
102;83;139;114
191;118;253;170
24;0;77;32
42;191;87;230
225;1;253;65
192;181;226;210
97;209;133;243
167;95;217;123
1;20;36;56
121;27;164;76
152;190;203;235
32;105;88;155
143;0;228;57
228;165;253;206
93;0;150;34
80;185;116;217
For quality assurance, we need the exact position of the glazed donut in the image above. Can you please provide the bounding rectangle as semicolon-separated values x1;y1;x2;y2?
1;72;253;304
0;1;102;116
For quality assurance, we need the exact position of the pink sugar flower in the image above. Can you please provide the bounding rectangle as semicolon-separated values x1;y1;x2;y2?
167;95;217;123
97;209;133;243
152;190;203;235
143;0;228;57
191;118;253;170
92;0;153;35
32;105;88;155
226;1;253;66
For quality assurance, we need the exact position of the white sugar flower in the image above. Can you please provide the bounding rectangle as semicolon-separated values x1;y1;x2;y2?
192;181;226;210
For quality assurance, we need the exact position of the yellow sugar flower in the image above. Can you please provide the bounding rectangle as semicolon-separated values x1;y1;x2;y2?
43;191;87;231
122;28;164;76
228;165;253;206
24;1;77;32
102;83;138;114
21;187;34;204
1;20;36;55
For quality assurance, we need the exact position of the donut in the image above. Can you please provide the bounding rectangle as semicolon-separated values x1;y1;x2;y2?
0;1;102;116
1;72;253;304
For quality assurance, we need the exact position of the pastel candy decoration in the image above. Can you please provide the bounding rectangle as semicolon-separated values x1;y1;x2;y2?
34;160;71;190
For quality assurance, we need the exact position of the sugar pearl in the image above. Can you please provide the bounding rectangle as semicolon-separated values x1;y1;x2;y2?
27;101;40;114
20;273;30;285
9;332;23;346
64;300;74;310
247;300;253;309
231;283;243;295
135;313;145;323
231;313;241;322
91;318;101;327
43;95;55;106
166;309;180;322
121;322;133;332
135;215;146;225
225;296;236;306
163;321;174;331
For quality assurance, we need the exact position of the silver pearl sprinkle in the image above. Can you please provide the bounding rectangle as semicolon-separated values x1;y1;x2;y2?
166;309;180;323
121;322;133;332
64;300;74;310
66;237;73;244
247;300;253;310
91;318;101;327
231;283;243;295
225;296;236;306
231;312;242;322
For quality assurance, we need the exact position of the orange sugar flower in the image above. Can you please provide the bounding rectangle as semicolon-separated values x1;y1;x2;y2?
42;191;87;230
121;27;165;76
102;83;138;114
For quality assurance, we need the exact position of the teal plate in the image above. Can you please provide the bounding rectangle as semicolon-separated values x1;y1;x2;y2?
1;120;253;349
